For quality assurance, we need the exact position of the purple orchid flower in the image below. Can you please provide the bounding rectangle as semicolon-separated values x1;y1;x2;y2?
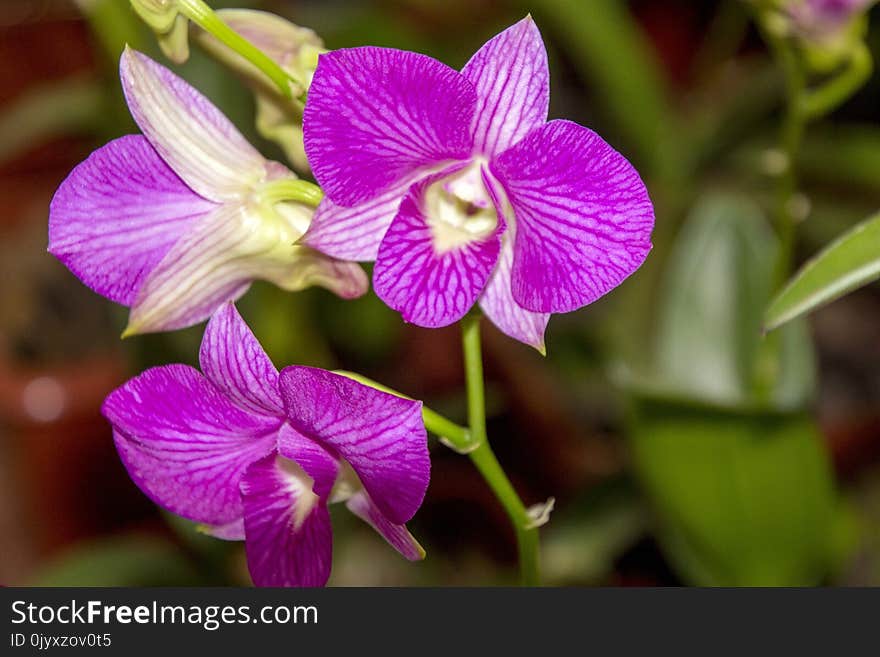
301;16;654;352
48;48;367;336
103;302;429;586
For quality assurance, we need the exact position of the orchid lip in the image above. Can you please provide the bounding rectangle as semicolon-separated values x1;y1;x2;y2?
426;159;500;253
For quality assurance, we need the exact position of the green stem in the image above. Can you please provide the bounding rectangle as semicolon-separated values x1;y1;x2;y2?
178;0;294;98
259;178;324;207
800;43;873;121
460;312;540;586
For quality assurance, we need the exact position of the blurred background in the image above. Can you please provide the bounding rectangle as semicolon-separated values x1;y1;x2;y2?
1;0;879;586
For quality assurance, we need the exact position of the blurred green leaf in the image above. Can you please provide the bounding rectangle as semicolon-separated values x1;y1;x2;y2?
30;535;201;586
642;192;814;409
766;211;880;331
629;401;839;586
798;125;880;191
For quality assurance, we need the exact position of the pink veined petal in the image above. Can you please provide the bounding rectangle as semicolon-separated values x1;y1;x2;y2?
48;135;215;305
278;366;430;525
241;454;333;587
346;490;425;561
125;203;257;335
202;517;246;541
120;48;266;202
200;302;284;417
373;172;502;328
479;236;549;353
303;46;477;207
490;120;654;314
104;364;280;526
301;181;414;262
461;16;550;157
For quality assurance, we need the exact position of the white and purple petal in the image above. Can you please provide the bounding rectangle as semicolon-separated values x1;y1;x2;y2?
120;48;266;202
303;46;477;206
104;364;280;526
301;181;415;261
490;120;654;314
479;236;549;353
241;454;333;587
48;135;214;305
373;173;502;328
462;16;550;157
200;302;284;417
346;490;425;561
278;366;430;525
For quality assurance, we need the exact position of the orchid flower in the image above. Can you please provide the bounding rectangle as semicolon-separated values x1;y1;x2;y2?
301;16;655;352
104;302;430;587
195;9;325;172
48;48;366;336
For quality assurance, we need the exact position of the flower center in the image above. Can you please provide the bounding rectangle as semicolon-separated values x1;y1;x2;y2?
426;162;499;254
276;456;321;530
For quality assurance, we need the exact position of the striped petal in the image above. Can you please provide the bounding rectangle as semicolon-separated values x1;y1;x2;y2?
241;454;333;587
301;181;414;261
491;120;654;313
346;490;425;561
200;302;283;417
479;235;549;353
278;366;429;525
374;171;502;328
303;46;477;206
462;16;549;157
104;364;280;526
120;47;266;202
48;135;214;305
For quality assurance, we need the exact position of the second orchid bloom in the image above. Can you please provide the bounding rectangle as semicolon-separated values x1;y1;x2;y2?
105;303;430;586
49;48;366;336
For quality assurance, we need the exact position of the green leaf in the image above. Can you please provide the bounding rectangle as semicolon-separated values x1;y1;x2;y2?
638;192;815;410
628;401;840;586
766;211;880;331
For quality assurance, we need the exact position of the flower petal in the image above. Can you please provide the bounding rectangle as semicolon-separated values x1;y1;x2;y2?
241;454;333;587
278;366;430;525
479;236;549;352
124;204;256;334
373;173;501;328
48;135;214;305
301;182;413;261
200;302;283;417
490;120;654;313
461;16;549;157
202;518;246;541
303;46;477;206
346;490;425;561
276;422;340;499
104;364;280;526
120;48;266;202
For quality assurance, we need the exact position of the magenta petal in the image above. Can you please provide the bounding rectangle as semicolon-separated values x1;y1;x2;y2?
276;423;340;500
304;46;477;207
374;174;501;328
278;367;429;525
104;365;279;526
200;303;283;417
202;518;245;541
48;135;214;305
462;16;549;157
346;490;425;561
479;238;549;352
491;120;654;313
302;183;412;261
241;454;333;587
